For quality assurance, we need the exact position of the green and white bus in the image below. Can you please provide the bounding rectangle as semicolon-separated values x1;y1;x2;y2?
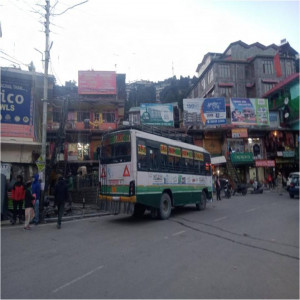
98;128;212;219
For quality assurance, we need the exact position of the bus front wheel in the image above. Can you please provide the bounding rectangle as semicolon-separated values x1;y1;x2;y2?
158;193;172;220
196;191;206;211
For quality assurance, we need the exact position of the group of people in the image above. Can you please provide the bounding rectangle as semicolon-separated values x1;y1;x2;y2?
9;173;70;230
266;172;286;190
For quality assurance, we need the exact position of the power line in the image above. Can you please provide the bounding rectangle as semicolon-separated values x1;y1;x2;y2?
0;50;29;66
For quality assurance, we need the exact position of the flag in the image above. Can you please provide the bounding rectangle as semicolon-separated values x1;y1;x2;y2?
274;52;282;77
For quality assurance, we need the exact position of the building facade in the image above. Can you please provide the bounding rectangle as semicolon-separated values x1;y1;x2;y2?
186;41;299;184
1;67;54;182
46;71;126;182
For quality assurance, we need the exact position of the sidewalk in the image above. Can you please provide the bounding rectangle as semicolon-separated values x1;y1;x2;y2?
1;203;109;227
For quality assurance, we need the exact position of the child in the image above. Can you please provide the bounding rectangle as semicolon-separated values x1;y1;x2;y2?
24;180;35;230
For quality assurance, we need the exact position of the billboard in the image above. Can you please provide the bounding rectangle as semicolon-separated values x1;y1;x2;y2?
140;103;174;126
0;78;34;138
78;71;116;95
230;98;269;126
183;98;226;127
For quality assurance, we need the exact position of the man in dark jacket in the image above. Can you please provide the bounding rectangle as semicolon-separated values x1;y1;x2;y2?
54;176;68;229
11;175;25;224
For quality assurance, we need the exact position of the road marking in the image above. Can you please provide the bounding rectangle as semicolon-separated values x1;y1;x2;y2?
172;230;185;236
214;216;228;222
245;208;257;213
52;265;104;293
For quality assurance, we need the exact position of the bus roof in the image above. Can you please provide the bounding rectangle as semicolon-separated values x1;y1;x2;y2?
102;127;210;155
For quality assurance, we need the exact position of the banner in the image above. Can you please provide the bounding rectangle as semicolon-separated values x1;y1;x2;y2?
230;98;269;126
0;78;34;138
183;98;226;127
255;160;275;167
140;103;174;126
78;71;116;95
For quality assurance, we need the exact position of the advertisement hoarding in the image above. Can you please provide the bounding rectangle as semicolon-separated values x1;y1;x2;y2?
183;98;226;127
230;98;269;126
140;103;174;126
0;78;34;138
78;71;116;95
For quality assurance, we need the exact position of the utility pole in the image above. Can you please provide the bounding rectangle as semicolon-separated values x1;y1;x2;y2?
41;0;50;207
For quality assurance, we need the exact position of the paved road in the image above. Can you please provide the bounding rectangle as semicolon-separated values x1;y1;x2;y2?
1;190;299;299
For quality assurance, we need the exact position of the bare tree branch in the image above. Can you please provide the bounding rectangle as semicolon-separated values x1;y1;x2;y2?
52;0;88;16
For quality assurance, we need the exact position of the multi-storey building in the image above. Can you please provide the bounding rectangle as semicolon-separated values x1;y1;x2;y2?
186;40;299;184
46;71;126;181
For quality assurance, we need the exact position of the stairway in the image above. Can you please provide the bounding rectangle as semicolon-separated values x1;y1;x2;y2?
226;158;240;187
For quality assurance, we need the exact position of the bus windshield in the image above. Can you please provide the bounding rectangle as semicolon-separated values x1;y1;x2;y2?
100;132;131;164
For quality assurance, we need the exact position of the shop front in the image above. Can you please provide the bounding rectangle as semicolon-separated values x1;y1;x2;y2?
231;152;254;183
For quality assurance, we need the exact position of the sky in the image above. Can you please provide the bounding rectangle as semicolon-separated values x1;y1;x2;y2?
0;0;299;85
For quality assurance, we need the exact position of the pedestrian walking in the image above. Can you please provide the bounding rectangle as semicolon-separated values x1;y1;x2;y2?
54;176;68;229
216;176;221;201
11;175;25;225
31;174;41;225
24;180;35;230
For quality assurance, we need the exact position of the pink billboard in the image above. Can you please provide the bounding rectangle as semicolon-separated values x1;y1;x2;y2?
78;71;116;95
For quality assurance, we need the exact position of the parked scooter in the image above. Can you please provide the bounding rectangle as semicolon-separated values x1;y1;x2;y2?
233;182;247;196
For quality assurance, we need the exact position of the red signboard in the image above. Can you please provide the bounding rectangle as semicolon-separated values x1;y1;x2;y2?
78;71;116;95
255;160;275;167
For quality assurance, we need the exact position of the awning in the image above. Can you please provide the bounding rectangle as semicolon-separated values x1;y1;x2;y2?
211;156;227;165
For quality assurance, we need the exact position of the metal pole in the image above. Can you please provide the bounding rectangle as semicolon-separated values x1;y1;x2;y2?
41;0;50;208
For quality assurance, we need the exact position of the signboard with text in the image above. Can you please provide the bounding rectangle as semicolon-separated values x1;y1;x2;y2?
78;71;116;95
140;103;174;126
232;128;248;138
183;98;226;127
230;98;269;126
0;78;34;138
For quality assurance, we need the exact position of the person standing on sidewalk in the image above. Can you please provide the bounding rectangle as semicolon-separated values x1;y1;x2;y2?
11;175;25;225
54;176;68;229
24;180;35;230
31;174;41;225
66;172;74;211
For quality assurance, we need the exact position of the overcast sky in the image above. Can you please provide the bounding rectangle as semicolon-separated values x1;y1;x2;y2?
0;0;299;85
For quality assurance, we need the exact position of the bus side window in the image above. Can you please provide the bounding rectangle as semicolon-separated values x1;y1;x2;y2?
149;147;160;171
160;153;168;170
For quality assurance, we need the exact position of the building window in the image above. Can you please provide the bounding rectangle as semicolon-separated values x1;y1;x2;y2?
262;60;274;74
263;83;275;94
220;87;232;97
219;64;230;78
286;61;292;76
103;112;115;123
77;112;90;122
201;78;206;90
208;69;214;84
53;111;60;122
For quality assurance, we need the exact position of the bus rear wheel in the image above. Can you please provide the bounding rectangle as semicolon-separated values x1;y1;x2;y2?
196;191;206;211
158;193;172;220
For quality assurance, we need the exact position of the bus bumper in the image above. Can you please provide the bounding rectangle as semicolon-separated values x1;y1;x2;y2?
98;194;137;215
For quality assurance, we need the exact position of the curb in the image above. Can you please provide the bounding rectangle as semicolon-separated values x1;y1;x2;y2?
1;211;110;227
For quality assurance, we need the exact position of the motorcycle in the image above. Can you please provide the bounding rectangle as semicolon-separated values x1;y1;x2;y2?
223;180;232;199
233;183;248;196
251;181;263;194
